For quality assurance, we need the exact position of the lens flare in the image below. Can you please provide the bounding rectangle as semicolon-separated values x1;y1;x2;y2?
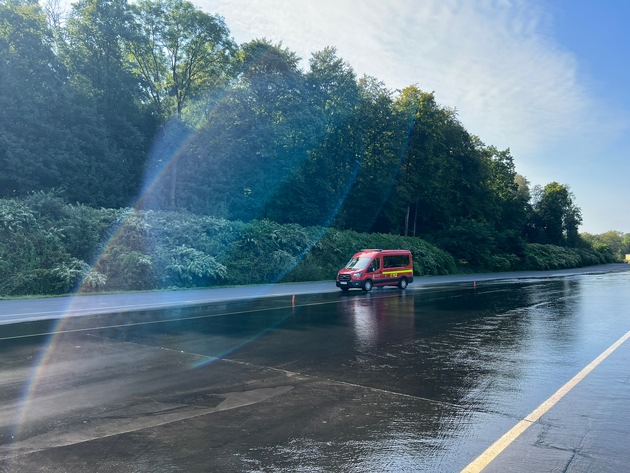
10;64;396;452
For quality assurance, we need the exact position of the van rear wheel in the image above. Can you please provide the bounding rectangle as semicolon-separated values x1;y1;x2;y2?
363;280;373;292
398;277;408;290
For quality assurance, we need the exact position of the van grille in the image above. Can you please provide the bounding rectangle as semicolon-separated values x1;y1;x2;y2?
339;274;351;282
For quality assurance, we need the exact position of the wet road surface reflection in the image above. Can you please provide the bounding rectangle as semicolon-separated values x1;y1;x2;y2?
2;271;630;471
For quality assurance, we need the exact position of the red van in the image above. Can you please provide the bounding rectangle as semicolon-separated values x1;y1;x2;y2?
336;249;413;292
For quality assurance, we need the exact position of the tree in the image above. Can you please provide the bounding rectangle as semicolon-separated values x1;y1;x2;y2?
514;174;531;201
384;86;482;237
581;230;630;261
287;47;360;227
176;40;318;220
478;145;528;251
41;0;65;32
336;76;401;233
232;40;319;222
0;0;68;197
529;182;582;247
127;0;236;207
62;0;148;206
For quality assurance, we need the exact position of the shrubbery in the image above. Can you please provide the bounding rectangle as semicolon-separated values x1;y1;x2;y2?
0;196;76;295
0;196;615;297
519;243;610;270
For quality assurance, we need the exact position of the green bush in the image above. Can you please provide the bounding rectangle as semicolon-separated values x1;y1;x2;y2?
0;197;73;295
157;245;227;287
519;243;612;271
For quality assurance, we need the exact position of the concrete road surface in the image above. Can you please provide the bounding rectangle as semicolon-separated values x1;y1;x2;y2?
1;264;630;472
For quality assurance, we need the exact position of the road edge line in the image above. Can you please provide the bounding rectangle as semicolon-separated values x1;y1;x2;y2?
461;329;630;473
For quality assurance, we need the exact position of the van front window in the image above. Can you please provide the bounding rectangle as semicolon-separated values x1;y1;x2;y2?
344;257;372;270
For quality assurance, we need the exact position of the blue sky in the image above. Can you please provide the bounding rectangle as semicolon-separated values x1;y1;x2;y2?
198;0;629;234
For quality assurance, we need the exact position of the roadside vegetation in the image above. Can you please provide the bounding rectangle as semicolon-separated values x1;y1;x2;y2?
581;231;630;263
0;0;623;297
0;193;615;297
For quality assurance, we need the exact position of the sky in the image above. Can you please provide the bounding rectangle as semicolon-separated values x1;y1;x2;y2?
195;0;629;234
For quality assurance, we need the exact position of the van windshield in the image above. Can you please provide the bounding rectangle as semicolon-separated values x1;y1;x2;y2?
344;256;372;270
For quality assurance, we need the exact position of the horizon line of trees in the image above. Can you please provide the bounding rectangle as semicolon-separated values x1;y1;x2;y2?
0;0;599;269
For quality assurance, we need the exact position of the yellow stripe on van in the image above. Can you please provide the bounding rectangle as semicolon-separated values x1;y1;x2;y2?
382;269;413;276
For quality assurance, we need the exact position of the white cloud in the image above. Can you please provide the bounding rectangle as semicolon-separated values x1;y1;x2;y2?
205;0;600;152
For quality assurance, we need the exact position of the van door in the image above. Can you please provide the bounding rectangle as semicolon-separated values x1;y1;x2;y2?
366;257;382;284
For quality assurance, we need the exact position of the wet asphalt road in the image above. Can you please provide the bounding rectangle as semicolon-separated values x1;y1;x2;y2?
1;266;630;472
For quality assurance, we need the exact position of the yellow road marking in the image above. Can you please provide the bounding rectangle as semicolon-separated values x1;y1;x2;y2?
462;329;630;473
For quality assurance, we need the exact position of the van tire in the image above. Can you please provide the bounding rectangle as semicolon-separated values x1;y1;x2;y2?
398;277;408;290
363;280;373;292
340;287;349;292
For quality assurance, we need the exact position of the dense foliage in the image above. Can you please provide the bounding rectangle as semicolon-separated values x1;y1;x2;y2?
581;231;630;262
0;195;614;297
0;0;619;297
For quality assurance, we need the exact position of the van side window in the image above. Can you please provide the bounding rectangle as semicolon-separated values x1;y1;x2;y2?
383;255;409;268
368;258;381;272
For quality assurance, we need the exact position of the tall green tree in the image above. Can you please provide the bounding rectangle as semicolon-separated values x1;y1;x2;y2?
128;0;235;118
0;0;70;197
234;40;319;222
481;145;528;241
127;0;235;208
385;87;481;236
432;142;528;268
335;76;402;233
62;0;148;206
529;182;582;247
286;47;360;227
183;39;317;220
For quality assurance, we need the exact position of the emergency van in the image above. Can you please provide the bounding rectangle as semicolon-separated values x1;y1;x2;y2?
336;249;414;292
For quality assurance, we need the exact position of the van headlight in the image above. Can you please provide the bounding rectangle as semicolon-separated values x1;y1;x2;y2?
353;272;362;279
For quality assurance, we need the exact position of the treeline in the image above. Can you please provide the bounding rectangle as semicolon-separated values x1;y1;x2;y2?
0;194;613;297
581;231;630;262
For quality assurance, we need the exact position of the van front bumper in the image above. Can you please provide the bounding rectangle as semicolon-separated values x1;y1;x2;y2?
336;280;363;289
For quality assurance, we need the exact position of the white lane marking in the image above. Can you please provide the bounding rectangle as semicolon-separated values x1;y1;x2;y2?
462;329;630;473
0;295;401;340
0;300;212;319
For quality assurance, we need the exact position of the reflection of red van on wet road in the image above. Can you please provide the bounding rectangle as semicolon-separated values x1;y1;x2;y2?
336;249;414;292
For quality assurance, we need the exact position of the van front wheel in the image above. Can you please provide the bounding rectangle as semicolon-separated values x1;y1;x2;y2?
363;280;373;292
398;277;408;290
